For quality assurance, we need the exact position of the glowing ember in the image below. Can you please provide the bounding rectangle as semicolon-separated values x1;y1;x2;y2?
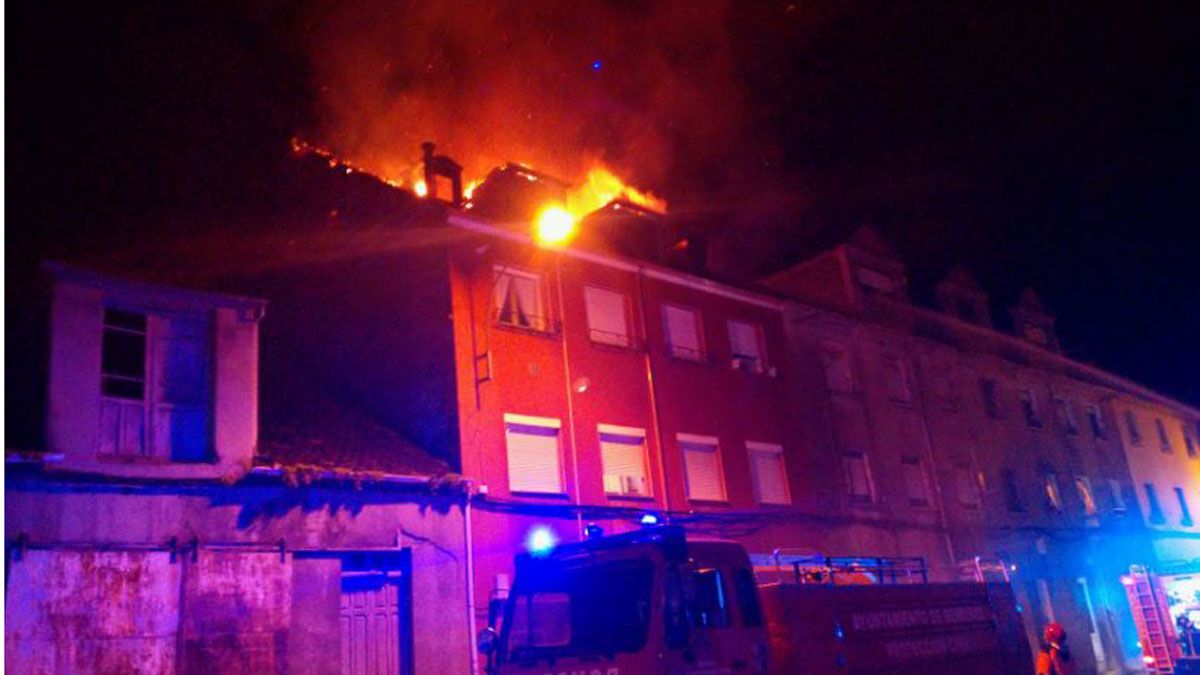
534;205;576;246
413;180;429;198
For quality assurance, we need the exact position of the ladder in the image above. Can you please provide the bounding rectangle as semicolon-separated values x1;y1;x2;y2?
1124;565;1179;674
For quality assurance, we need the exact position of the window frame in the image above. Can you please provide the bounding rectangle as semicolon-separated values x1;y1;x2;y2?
900;456;931;508
494;266;551;333
1125;411;1143;445
583;285;634;349
662;304;706;363
598;423;652;498
746;441;790;505
841;450;875;505
1144;483;1166;524
883;357;914;404
1086;404;1106;438
1054;397;1078;435
1156;418;1172;454
726;319;766;374
979;378;1000;418
821;343;856;395
503;413;565;495
1019;388;1043;428
1175;487;1194;526
678;433;727;503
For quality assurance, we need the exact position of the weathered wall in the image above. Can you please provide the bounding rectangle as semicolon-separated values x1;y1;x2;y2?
5;477;470;674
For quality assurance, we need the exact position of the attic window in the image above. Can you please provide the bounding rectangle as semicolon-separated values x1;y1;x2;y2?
1023;324;1049;345
856;268;895;295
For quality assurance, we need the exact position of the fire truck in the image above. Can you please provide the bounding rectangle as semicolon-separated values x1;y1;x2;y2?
477;526;1033;674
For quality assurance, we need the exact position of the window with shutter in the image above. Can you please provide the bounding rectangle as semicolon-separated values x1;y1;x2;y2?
901;456;929;507
1108;479;1127;512
99;309;211;460
842;451;873;503
599;424;650;497
663;305;704;361
679;434;725;502
494;267;546;331
1075;476;1097;516
1054;398;1078;434
821;344;854;394
1125;411;1142;444
747;442;788;505
584;287;631;347
727;320;763;372
505;414;563;494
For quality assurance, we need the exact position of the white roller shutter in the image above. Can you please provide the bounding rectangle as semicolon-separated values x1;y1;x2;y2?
679;434;725;502
584;287;630;347
599;425;649;496
505;415;563;494
727;320;763;371
748;442;788;505
663;305;702;359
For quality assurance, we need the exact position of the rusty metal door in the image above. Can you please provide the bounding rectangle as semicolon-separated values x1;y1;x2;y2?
340;570;406;675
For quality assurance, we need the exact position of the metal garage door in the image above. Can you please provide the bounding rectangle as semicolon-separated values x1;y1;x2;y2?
340;569;406;675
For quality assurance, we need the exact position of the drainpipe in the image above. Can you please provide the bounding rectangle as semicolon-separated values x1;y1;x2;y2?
554;254;585;539
464;481;479;675
636;266;672;515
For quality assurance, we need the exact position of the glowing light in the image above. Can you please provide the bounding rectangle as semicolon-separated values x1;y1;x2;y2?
527;526;556;556
1144;656;1157;665
1121;576;1134;586
534;205;576;247
584;523;604;539
591;60;602;71
639;513;660;526
414;180;429;198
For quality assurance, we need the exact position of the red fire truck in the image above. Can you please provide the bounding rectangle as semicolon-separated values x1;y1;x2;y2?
478;526;1032;674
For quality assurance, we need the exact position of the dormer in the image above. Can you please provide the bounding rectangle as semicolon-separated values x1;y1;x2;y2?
761;225;907;311
844;226;908;303
935;265;992;327
44;264;266;479
1009;287;1060;352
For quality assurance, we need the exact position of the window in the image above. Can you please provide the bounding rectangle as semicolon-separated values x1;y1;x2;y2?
599;425;650;497
979;379;999;417
732;568;763;627
1176;487;1194;526
663;305;704;361
1001;469;1024;512
1125;411;1142;445
494;267;547;331
883;358;913;403
901;456;930;507
1156;418;1171;453
690;569;730;628
679;434;725;502
821;344;855;394
1044;473;1063;511
842;451;874;504
1074;477;1097;516
1108;479;1127;513
1144;484;1165;524
1054;398;1078;435
936;367;961;410
727;320;764;373
953;465;981;510
1023;324;1049;346
506;559;654;659
747;442;789;505
504;414;563;494
1086;405;1106;438
99;308;210;460
1186;424;1198;458
584;286;631;347
1020;389;1042;428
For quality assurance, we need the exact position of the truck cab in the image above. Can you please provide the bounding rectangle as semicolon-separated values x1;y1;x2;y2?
480;526;769;674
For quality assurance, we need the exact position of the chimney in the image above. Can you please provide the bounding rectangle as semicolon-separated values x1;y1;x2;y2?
421;141;464;207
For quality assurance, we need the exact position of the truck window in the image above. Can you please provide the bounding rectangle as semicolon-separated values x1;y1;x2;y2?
665;566;690;648
733;568;763;627
505;559;654;661
691;568;730;628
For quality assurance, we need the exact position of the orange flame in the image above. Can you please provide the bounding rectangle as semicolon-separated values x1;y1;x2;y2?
289;137;667;215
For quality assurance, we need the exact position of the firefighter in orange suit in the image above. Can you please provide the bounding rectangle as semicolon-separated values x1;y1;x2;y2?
1036;622;1076;675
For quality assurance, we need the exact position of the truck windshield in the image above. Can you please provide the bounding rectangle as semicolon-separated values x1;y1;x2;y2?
505;558;654;661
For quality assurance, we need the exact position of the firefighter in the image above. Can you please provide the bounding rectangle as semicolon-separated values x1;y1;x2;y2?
1036;622;1076;675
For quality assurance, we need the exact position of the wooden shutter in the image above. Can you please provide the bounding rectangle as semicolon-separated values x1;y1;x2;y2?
599;425;649;496
679;434;724;502
505;415;563;494
584;287;630;347
663;305;701;359
153;316;210;461
748;442;788;504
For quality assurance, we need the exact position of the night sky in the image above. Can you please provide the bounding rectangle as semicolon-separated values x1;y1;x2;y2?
7;1;1199;405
